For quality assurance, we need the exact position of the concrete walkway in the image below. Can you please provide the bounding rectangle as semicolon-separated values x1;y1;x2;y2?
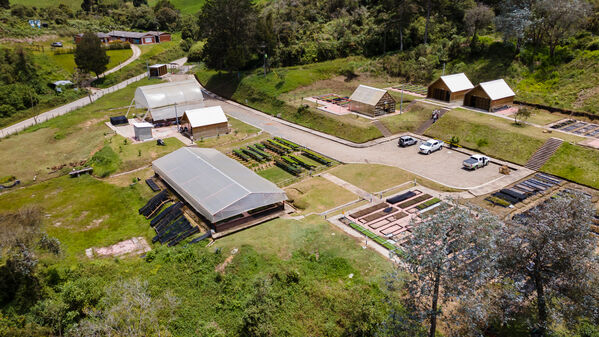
0;57;188;138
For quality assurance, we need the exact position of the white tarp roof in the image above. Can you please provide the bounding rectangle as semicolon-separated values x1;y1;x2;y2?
478;79;516;101
349;85;390;106
152;148;287;223
184;106;228;128
148;102;204;121
134;79;204;110
439;73;474;93
132;122;153;128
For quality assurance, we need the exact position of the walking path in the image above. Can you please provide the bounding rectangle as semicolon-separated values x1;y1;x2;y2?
0;56;188;139
101;45;141;77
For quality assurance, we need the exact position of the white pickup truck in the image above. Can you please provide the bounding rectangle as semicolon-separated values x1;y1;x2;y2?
462;154;490;170
419;139;444;154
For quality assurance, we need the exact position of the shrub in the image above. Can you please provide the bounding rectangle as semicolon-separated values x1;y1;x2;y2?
88;145;121;177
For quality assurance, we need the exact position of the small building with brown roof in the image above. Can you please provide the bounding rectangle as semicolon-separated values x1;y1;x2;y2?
348;85;396;117
427;73;474;103
463;79;516;112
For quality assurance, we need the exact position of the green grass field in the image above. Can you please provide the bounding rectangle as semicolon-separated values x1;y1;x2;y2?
46;49;133;75
0;78;162;184
285;177;358;214
9;0;80;8
425;108;583;165
257;166;295;185
329;163;459;193
196;58;385;143
541;142;599;189
379;102;436;134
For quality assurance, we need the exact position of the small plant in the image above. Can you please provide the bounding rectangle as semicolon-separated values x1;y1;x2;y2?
514;106;532;125
476;138;488;148
119;146;123;153
449;136;460;148
138;149;141;157
123;138;128;145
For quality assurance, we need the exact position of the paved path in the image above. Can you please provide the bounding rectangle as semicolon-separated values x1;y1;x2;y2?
101;44;141;77
0;56;188;139
200;89;533;193
320;173;377;201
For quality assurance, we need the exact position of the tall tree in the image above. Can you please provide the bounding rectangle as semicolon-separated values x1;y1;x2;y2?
495;0;533;51
464;3;495;46
81;0;94;13
424;0;431;44
533;0;590;57
199;0;257;70
497;191;599;336
401;200;504;337
74;32;110;78
0;0;9;10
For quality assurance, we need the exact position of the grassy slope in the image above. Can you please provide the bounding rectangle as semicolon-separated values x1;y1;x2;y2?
196;58;385;143
47;49;133;75
9;0;80;8
424;108;583;165
380;102;436;134
284;177;357;214
0;78;162;184
541;142;599;189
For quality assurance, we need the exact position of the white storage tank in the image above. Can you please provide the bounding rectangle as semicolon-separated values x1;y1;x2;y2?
133;122;153;141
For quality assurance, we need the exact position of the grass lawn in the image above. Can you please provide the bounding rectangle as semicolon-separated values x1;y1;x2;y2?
9;0;80;8
196;116;266;152
285;177;357;214
379;102;436;134
47;49;133;75
196;57;385;143
94;34;184;88
328;163;459;193
541;142;599;189
108;135;184;173
257;166;295;185
525;108;570;126
0;78;163;184
425;108;584;165
0;175;155;259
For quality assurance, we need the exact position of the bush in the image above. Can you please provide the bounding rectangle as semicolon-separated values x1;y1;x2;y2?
87;145;121;177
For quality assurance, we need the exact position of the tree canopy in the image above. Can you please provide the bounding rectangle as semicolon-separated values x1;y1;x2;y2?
74;32;110;78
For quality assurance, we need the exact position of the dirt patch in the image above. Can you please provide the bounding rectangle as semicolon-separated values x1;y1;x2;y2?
84;215;109;230
215;248;238;274
87;237;151;258
81;118;105;129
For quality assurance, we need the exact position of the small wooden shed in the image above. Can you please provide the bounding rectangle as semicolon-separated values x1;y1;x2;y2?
427;73;474;103
181;106;229;139
149;64;167;77
463;79;515;112
348;85;396;117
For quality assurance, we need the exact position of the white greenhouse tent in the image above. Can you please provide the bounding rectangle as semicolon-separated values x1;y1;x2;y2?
133;79;205;122
152;147;288;223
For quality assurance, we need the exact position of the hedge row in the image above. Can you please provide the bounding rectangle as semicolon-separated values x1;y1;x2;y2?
275;158;302;175
274;137;301;150
289;154;316;169
267;139;293;152
242;147;266;162
233;149;250;161
485;196;511;207
262;141;288;155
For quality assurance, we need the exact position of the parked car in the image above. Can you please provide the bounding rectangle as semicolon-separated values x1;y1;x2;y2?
51;42;63;47
419;139;444;154
463;154;490;170
398;135;417;147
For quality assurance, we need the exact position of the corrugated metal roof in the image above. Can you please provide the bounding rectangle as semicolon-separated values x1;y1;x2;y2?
108;30;151;39
349;85;389;106
478;79;515;101
184;106;228;128
440;73;474;93
134;79;204;110
152;148;287;223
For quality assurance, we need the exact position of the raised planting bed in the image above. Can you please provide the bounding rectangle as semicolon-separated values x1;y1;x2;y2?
282;155;300;167
397;194;432;209
361;207;398;222
492;192;519;204
485;196;511;207
274;137;301;150
289;154;316;169
302;149;332;166
267;139;293;152
387;191;417;204
550;119;575;129
242;148;265;162
250;145;271;160
349;203;388;219
233;149;250;161
347;222;396;251
262;141;288;155
275;158;302;175
415;198;441;210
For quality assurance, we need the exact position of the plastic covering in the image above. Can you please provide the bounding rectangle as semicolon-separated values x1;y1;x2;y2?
135;79;204;109
152;148;287;223
439;73;474;92
349;85;388;105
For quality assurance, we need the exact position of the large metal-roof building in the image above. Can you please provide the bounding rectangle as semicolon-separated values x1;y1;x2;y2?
463;79;516;112
134;80;204;122
348;85;396;117
427;73;474;103
152;148;287;226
